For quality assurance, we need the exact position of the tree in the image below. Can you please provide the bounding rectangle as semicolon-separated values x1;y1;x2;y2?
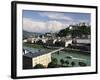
78;62;87;66
78;25;90;38
71;61;75;67
34;64;45;69
60;59;65;66
68;44;72;48
39;35;42;38
57;23;90;38
52;58;58;65
48;62;58;68
57;28;70;37
65;60;69;66
36;40;43;45
48;58;58;68
55;41;65;47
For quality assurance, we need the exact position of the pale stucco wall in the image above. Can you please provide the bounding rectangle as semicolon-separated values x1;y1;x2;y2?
32;53;51;67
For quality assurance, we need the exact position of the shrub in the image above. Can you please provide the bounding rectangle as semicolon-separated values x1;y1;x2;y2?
48;62;59;68
71;61;75;67
78;62;87;66
65;60;69;66
52;58;58;64
60;59;65;65
34;64;45;69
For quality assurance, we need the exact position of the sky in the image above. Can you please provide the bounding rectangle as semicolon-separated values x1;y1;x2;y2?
23;10;91;33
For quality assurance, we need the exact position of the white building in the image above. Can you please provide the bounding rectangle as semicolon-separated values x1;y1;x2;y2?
65;40;72;47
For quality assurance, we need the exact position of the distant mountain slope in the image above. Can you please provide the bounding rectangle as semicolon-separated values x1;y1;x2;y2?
23;30;33;39
23;30;43;39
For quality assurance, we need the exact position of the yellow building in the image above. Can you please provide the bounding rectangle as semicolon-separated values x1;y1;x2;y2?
32;53;51;67
23;47;51;69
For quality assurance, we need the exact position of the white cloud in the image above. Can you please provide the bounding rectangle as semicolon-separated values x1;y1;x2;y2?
38;12;73;21
78;19;90;24
23;18;70;33
23;18;47;33
46;21;63;32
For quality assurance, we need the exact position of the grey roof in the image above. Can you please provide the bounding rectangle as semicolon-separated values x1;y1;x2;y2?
23;47;51;58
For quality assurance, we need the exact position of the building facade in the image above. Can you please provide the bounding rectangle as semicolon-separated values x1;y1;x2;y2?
32;53;51;67
23;47;52;69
